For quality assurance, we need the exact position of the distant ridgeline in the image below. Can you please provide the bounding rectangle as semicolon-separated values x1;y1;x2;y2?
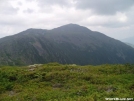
124;43;134;48
0;24;134;65
122;36;134;45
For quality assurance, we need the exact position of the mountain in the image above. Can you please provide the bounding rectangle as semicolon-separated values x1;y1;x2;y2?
125;43;134;48
0;24;134;65
121;36;134;48
122;36;134;44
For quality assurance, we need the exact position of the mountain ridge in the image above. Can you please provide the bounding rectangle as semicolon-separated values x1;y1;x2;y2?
0;24;134;65
121;36;134;44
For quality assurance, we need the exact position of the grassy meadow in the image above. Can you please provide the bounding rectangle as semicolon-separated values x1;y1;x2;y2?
0;63;134;101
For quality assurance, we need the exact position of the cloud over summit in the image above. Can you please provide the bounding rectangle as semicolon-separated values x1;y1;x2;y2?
0;0;134;39
75;0;134;15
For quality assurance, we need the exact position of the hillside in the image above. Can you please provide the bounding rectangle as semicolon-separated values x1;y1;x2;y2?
0;63;134;101
0;24;134;65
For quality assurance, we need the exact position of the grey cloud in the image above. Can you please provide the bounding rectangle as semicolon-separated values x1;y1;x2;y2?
17;1;22;6
126;7;134;25
23;8;34;13
36;0;72;8
75;0;134;15
0;0;133;40
0;7;19;15
83;20;129;28
33;0;73;14
0;1;18;15
101;22;128;28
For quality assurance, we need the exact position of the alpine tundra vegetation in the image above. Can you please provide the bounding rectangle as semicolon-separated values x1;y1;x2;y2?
0;63;134;101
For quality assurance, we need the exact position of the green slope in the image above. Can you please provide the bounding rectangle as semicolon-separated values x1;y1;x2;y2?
0;63;134;101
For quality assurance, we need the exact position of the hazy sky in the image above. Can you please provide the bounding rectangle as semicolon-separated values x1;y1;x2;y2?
0;0;134;40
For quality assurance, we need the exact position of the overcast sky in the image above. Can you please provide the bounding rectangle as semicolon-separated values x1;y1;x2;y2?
0;0;134;40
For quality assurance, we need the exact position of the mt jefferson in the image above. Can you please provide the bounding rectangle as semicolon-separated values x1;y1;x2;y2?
0;24;134;65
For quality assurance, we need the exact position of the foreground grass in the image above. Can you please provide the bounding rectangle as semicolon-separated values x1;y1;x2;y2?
0;63;134;101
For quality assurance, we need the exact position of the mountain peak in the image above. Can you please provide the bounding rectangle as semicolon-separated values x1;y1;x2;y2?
58;23;90;29
1;24;134;65
51;23;91;33
62;23;81;27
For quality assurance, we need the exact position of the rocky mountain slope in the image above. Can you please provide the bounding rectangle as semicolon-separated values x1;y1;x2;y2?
0;24;134;65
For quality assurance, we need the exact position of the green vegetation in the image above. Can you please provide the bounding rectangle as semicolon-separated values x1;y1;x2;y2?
0;63;134;101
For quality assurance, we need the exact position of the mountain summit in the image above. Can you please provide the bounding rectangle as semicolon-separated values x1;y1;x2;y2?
52;24;91;31
0;24;134;65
